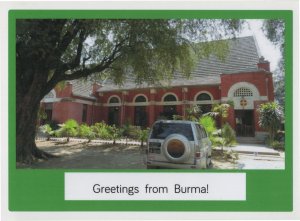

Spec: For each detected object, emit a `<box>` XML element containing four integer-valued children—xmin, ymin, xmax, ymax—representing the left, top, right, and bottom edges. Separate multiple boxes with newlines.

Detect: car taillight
<box><xmin>195</xmin><ymin>152</ymin><xmax>201</xmax><ymax>159</ymax></box>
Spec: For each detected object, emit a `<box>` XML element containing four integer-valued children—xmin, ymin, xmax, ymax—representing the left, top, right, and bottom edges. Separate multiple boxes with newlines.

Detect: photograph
<box><xmin>16</xmin><ymin>18</ymin><xmax>285</xmax><ymax>170</ymax></box>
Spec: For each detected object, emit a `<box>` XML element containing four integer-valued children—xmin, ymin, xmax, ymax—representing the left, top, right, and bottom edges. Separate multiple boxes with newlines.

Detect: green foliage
<box><xmin>137</xmin><ymin>128</ymin><xmax>150</xmax><ymax>147</ymax></box>
<box><xmin>78</xmin><ymin>124</ymin><xmax>95</xmax><ymax>142</ymax></box>
<box><xmin>262</xmin><ymin>20</ymin><xmax>284</xmax><ymax>55</ymax></box>
<box><xmin>37</xmin><ymin>107</ymin><xmax>47</xmax><ymax>121</ymax></box>
<box><xmin>172</xmin><ymin>115</ymin><xmax>183</xmax><ymax>120</ymax></box>
<box><xmin>56</xmin><ymin>119</ymin><xmax>79</xmax><ymax>141</ymax></box>
<box><xmin>223</xmin><ymin>149</ymin><xmax>239</xmax><ymax>162</ymax></box>
<box><xmin>258</xmin><ymin>102</ymin><xmax>283</xmax><ymax>142</ymax></box>
<box><xmin>91</xmin><ymin>122</ymin><xmax>111</xmax><ymax>139</ymax></box>
<box><xmin>107</xmin><ymin>125</ymin><xmax>122</xmax><ymax>144</ymax></box>
<box><xmin>221</xmin><ymin>123</ymin><xmax>237</xmax><ymax>147</ymax></box>
<box><xmin>40</xmin><ymin>124</ymin><xmax>54</xmax><ymax>140</ymax></box>
<box><xmin>205</xmin><ymin>103</ymin><xmax>232</xmax><ymax>127</ymax></box>
<box><xmin>199</xmin><ymin>115</ymin><xmax>217</xmax><ymax>138</ymax></box>
<box><xmin>186</xmin><ymin>105</ymin><xmax>202</xmax><ymax>121</ymax></box>
<box><xmin>270</xmin><ymin>140</ymin><xmax>285</xmax><ymax>150</ymax></box>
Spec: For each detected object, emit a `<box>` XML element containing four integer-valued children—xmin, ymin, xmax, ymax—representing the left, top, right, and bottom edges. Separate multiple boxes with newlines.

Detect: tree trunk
<box><xmin>16</xmin><ymin>78</ymin><xmax>54</xmax><ymax>164</ymax></box>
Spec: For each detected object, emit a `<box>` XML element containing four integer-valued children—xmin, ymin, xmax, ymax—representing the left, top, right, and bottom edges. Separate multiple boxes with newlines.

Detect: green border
<box><xmin>9</xmin><ymin>10</ymin><xmax>293</xmax><ymax>211</ymax></box>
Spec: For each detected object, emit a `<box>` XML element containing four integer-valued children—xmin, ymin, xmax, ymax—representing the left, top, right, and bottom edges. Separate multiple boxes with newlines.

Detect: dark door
<box><xmin>134</xmin><ymin>106</ymin><xmax>147</xmax><ymax>127</ymax></box>
<box><xmin>108</xmin><ymin>107</ymin><xmax>120</xmax><ymax>126</ymax></box>
<box><xmin>235</xmin><ymin>110</ymin><xmax>255</xmax><ymax>137</ymax></box>
<box><xmin>162</xmin><ymin>105</ymin><xmax>178</xmax><ymax>120</ymax></box>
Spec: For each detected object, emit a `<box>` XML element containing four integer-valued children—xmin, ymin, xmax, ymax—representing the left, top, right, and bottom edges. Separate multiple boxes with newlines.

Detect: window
<box><xmin>234</xmin><ymin>87</ymin><xmax>253</xmax><ymax>97</ymax></box>
<box><xmin>82</xmin><ymin>104</ymin><xmax>87</xmax><ymax>122</ymax></box>
<box><xmin>150</xmin><ymin>123</ymin><xmax>194</xmax><ymax>141</ymax></box>
<box><xmin>135</xmin><ymin>95</ymin><xmax>147</xmax><ymax>103</ymax></box>
<box><xmin>164</xmin><ymin>94</ymin><xmax>177</xmax><ymax>102</ymax></box>
<box><xmin>196</xmin><ymin>93</ymin><xmax>211</xmax><ymax>101</ymax></box>
<box><xmin>109</xmin><ymin>96</ymin><xmax>120</xmax><ymax>103</ymax></box>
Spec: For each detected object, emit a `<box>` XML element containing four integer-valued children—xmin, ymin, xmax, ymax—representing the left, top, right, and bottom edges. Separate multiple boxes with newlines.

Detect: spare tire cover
<box><xmin>162</xmin><ymin>134</ymin><xmax>191</xmax><ymax>163</ymax></box>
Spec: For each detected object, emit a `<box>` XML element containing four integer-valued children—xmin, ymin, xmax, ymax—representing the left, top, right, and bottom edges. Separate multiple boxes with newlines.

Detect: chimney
<box><xmin>257</xmin><ymin>56</ymin><xmax>270</xmax><ymax>72</ymax></box>
<box><xmin>92</xmin><ymin>82</ymin><xmax>101</xmax><ymax>95</ymax></box>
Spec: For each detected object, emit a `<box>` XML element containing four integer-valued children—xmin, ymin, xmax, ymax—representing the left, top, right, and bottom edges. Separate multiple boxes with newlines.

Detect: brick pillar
<box><xmin>226</xmin><ymin>106</ymin><xmax>236</xmax><ymax>130</ymax></box>
<box><xmin>149</xmin><ymin>89</ymin><xmax>157</xmax><ymax>126</ymax></box>
<box><xmin>182</xmin><ymin>87</ymin><xmax>188</xmax><ymax>120</ymax></box>
<box><xmin>120</xmin><ymin>91</ymin><xmax>128</xmax><ymax>126</ymax></box>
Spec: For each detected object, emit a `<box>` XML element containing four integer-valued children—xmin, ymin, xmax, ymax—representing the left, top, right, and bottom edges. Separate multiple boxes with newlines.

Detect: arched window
<box><xmin>135</xmin><ymin>95</ymin><xmax>147</xmax><ymax>103</ymax></box>
<box><xmin>108</xmin><ymin>96</ymin><xmax>120</xmax><ymax>104</ymax></box>
<box><xmin>163</xmin><ymin>94</ymin><xmax>177</xmax><ymax>102</ymax></box>
<box><xmin>234</xmin><ymin>87</ymin><xmax>253</xmax><ymax>97</ymax></box>
<box><xmin>196</xmin><ymin>93</ymin><xmax>211</xmax><ymax>101</ymax></box>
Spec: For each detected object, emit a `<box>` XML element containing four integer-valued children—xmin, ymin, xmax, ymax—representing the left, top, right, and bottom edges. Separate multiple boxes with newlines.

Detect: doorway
<box><xmin>235</xmin><ymin>110</ymin><xmax>255</xmax><ymax>137</ymax></box>
<box><xmin>134</xmin><ymin>106</ymin><xmax>147</xmax><ymax>127</ymax></box>
<box><xmin>108</xmin><ymin>107</ymin><xmax>120</xmax><ymax>126</ymax></box>
<box><xmin>162</xmin><ymin>105</ymin><xmax>178</xmax><ymax>120</ymax></box>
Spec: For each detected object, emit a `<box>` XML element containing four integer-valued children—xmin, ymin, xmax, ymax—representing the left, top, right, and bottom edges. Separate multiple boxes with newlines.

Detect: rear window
<box><xmin>150</xmin><ymin>122</ymin><xmax>194</xmax><ymax>141</ymax></box>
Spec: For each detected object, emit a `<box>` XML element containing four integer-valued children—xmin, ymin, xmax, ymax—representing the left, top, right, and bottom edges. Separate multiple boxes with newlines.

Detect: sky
<box><xmin>238</xmin><ymin>19</ymin><xmax>281</xmax><ymax>72</ymax></box>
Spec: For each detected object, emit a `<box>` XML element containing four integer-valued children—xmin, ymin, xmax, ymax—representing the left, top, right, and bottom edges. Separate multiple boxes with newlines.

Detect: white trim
<box><xmin>192</xmin><ymin>100</ymin><xmax>220</xmax><ymax>105</ymax></box>
<box><xmin>41</xmin><ymin>98</ymin><xmax>61</xmax><ymax>103</ymax></box>
<box><xmin>227</xmin><ymin>82</ymin><xmax>261</xmax><ymax>110</ymax></box>
<box><xmin>107</xmin><ymin>95</ymin><xmax>121</xmax><ymax>106</ymax></box>
<box><xmin>133</xmin><ymin>94</ymin><xmax>148</xmax><ymax>103</ymax></box>
<box><xmin>162</xmin><ymin>92</ymin><xmax>178</xmax><ymax>102</ymax></box>
<box><xmin>194</xmin><ymin>90</ymin><xmax>214</xmax><ymax>101</ymax></box>
<box><xmin>227</xmin><ymin>82</ymin><xmax>260</xmax><ymax>99</ymax></box>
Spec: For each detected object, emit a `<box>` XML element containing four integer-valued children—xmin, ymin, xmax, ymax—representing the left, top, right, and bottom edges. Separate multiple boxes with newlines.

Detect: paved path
<box><xmin>221</xmin><ymin>144</ymin><xmax>281</xmax><ymax>156</ymax></box>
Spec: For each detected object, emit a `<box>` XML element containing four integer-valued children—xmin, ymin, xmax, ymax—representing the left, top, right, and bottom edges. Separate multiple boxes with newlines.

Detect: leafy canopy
<box><xmin>16</xmin><ymin>19</ymin><xmax>243</xmax><ymax>98</ymax></box>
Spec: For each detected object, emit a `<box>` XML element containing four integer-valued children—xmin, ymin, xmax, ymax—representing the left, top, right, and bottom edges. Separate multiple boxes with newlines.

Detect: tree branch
<box><xmin>44</xmin><ymin>38</ymin><xmax>126</xmax><ymax>93</ymax></box>
<box><xmin>55</xmin><ymin>20</ymin><xmax>82</xmax><ymax>58</ymax></box>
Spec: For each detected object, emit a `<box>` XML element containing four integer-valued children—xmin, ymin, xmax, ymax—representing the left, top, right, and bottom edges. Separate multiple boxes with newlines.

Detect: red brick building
<box><xmin>41</xmin><ymin>36</ymin><xmax>274</xmax><ymax>140</ymax></box>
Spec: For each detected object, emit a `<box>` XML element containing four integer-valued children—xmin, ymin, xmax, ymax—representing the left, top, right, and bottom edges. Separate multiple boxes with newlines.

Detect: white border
<box><xmin>0</xmin><ymin>1</ymin><xmax>299</xmax><ymax>220</ymax></box>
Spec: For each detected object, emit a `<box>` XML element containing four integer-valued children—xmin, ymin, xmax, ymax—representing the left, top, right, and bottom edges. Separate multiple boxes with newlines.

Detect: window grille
<box><xmin>135</xmin><ymin>96</ymin><xmax>147</xmax><ymax>103</ymax></box>
<box><xmin>234</xmin><ymin>87</ymin><xmax>253</xmax><ymax>97</ymax></box>
<box><xmin>164</xmin><ymin>94</ymin><xmax>177</xmax><ymax>102</ymax></box>
<box><xmin>109</xmin><ymin>97</ymin><xmax>120</xmax><ymax>103</ymax></box>
<box><xmin>196</xmin><ymin>93</ymin><xmax>211</xmax><ymax>101</ymax></box>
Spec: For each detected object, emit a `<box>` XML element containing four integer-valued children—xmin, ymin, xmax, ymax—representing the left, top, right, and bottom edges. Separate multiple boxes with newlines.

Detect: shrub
<box><xmin>107</xmin><ymin>125</ymin><xmax>122</xmax><ymax>144</ymax></box>
<box><xmin>257</xmin><ymin>102</ymin><xmax>283</xmax><ymax>142</ymax></box>
<box><xmin>199</xmin><ymin>116</ymin><xmax>217</xmax><ymax>138</ymax></box>
<box><xmin>137</xmin><ymin>128</ymin><xmax>150</xmax><ymax>147</ymax></box>
<box><xmin>40</xmin><ymin>124</ymin><xmax>54</xmax><ymax>141</ymax></box>
<box><xmin>55</xmin><ymin>119</ymin><xmax>79</xmax><ymax>142</ymax></box>
<box><xmin>78</xmin><ymin>124</ymin><xmax>95</xmax><ymax>142</ymax></box>
<box><xmin>91</xmin><ymin>122</ymin><xmax>111</xmax><ymax>139</ymax></box>
<box><xmin>221</xmin><ymin>123</ymin><xmax>237</xmax><ymax>147</ymax></box>
<box><xmin>270</xmin><ymin>140</ymin><xmax>285</xmax><ymax>150</ymax></box>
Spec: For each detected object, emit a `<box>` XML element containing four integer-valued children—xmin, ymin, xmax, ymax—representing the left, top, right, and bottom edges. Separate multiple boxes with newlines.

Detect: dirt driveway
<box><xmin>18</xmin><ymin>141</ymin><xmax>236</xmax><ymax>169</ymax></box>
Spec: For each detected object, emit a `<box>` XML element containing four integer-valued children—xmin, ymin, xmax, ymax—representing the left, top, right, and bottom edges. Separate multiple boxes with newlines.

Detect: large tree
<box><xmin>16</xmin><ymin>19</ymin><xmax>242</xmax><ymax>163</ymax></box>
<box><xmin>262</xmin><ymin>19</ymin><xmax>285</xmax><ymax>107</ymax></box>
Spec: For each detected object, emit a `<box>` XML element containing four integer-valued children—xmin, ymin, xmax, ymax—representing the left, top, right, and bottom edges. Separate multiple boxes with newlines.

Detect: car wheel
<box><xmin>206</xmin><ymin>155</ymin><xmax>212</xmax><ymax>168</ymax></box>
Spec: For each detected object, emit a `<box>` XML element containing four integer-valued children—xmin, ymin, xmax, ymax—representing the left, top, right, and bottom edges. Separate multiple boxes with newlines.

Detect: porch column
<box><xmin>182</xmin><ymin>87</ymin><xmax>188</xmax><ymax>120</ymax></box>
<box><xmin>149</xmin><ymin>89</ymin><xmax>157</xmax><ymax>126</ymax></box>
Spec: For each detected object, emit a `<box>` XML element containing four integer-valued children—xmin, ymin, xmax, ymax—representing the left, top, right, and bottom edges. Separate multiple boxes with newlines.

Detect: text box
<box><xmin>65</xmin><ymin>172</ymin><xmax>246</xmax><ymax>200</ymax></box>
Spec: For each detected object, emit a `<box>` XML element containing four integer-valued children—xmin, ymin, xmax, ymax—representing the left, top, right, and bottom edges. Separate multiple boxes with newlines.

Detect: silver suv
<box><xmin>146</xmin><ymin>120</ymin><xmax>212</xmax><ymax>169</ymax></box>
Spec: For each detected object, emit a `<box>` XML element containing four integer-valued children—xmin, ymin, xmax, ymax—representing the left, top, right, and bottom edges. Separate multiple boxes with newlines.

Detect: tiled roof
<box><xmin>69</xmin><ymin>79</ymin><xmax>97</xmax><ymax>100</ymax></box>
<box><xmin>98</xmin><ymin>36</ymin><xmax>261</xmax><ymax>92</ymax></box>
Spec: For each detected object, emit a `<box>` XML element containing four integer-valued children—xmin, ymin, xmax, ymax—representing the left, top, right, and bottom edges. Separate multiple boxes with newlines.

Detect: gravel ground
<box><xmin>17</xmin><ymin>141</ymin><xmax>236</xmax><ymax>169</ymax></box>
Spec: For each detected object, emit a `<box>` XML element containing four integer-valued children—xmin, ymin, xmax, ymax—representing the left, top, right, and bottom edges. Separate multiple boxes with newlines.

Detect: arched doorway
<box><xmin>107</xmin><ymin>96</ymin><xmax>120</xmax><ymax>126</ymax></box>
<box><xmin>134</xmin><ymin>95</ymin><xmax>148</xmax><ymax>127</ymax></box>
<box><xmin>227</xmin><ymin>82</ymin><xmax>260</xmax><ymax>137</ymax></box>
